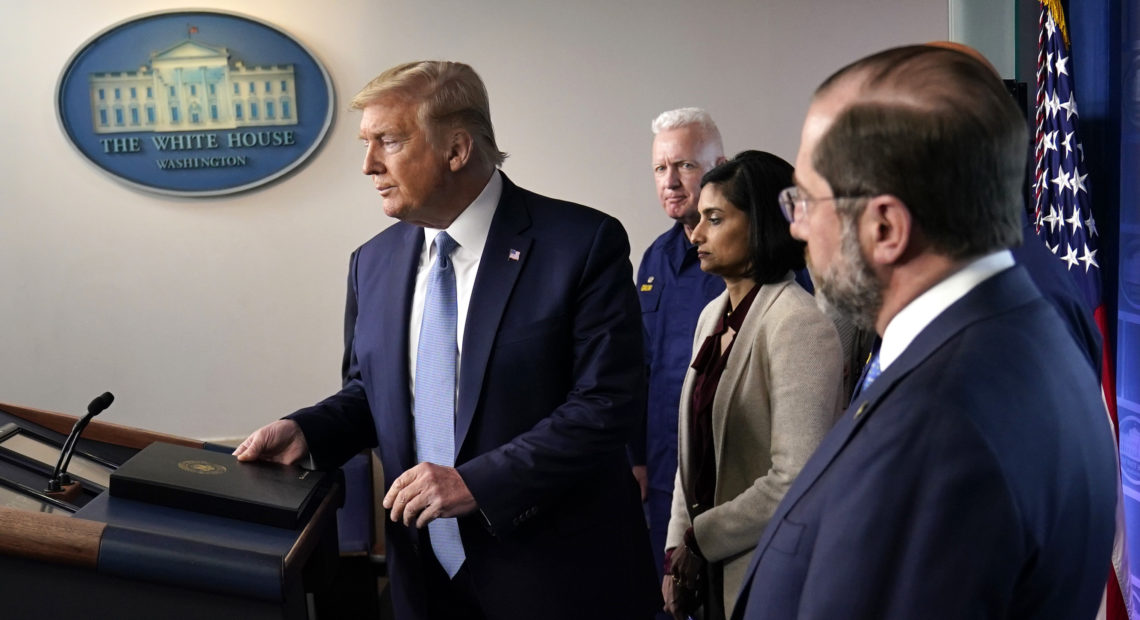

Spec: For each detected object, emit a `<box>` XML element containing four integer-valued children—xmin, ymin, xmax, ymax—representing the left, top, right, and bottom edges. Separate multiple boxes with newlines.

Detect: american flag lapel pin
<box><xmin>508</xmin><ymin>249</ymin><xmax>521</xmax><ymax>261</ymax></box>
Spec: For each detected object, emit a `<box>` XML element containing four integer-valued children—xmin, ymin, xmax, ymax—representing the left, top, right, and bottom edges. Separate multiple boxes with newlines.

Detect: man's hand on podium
<box><xmin>233</xmin><ymin>420</ymin><xmax>309</xmax><ymax>465</ymax></box>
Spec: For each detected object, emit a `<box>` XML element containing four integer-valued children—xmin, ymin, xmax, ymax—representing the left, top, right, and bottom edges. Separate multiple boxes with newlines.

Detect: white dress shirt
<box><xmin>408</xmin><ymin>170</ymin><xmax>502</xmax><ymax>397</ymax></box>
<box><xmin>878</xmin><ymin>249</ymin><xmax>1015</xmax><ymax>372</ymax></box>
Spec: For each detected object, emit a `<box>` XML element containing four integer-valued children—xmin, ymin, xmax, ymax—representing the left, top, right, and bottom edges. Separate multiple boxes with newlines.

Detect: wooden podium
<box><xmin>0</xmin><ymin>401</ymin><xmax>342</xmax><ymax>620</ymax></box>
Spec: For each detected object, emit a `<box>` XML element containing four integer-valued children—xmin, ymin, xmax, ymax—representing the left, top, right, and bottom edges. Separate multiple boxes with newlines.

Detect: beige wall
<box><xmin>0</xmin><ymin>0</ymin><xmax>947</xmax><ymax>440</ymax></box>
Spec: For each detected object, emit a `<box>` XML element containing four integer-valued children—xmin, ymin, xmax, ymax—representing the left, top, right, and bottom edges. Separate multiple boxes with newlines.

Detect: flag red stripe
<box><xmin>1110</xmin><ymin>564</ymin><xmax>1128</xmax><ymax>620</ymax></box>
<box><xmin>1096</xmin><ymin>305</ymin><xmax>1119</xmax><ymax>432</ymax></box>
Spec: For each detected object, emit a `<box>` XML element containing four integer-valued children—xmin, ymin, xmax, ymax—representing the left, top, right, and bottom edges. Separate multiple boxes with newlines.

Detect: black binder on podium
<box><xmin>110</xmin><ymin>441</ymin><xmax>331</xmax><ymax>529</ymax></box>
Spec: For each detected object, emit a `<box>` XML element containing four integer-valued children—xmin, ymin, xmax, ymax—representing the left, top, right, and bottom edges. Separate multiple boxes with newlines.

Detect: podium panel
<box><xmin>1</xmin><ymin>554</ymin><xmax>305</xmax><ymax>620</ymax></box>
<box><xmin>0</xmin><ymin>402</ymin><xmax>342</xmax><ymax>620</ymax></box>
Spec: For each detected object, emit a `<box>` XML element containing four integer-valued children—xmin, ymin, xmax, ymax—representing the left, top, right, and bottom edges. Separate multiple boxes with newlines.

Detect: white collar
<box><xmin>422</xmin><ymin>169</ymin><xmax>502</xmax><ymax>258</ymax></box>
<box><xmin>879</xmin><ymin>249</ymin><xmax>1015</xmax><ymax>370</ymax></box>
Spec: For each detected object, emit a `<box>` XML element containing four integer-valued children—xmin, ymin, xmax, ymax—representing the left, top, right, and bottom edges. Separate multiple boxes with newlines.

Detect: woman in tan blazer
<box><xmin>663</xmin><ymin>151</ymin><xmax>845</xmax><ymax>620</ymax></box>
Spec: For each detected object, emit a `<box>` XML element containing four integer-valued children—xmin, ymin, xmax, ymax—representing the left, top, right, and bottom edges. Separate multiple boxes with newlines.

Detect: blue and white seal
<box><xmin>56</xmin><ymin>10</ymin><xmax>335</xmax><ymax>196</ymax></box>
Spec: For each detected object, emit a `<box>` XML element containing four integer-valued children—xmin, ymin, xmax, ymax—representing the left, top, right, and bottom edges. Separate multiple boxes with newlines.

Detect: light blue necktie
<box><xmin>414</xmin><ymin>231</ymin><xmax>466</xmax><ymax>578</ymax></box>
<box><xmin>859</xmin><ymin>350</ymin><xmax>882</xmax><ymax>395</ymax></box>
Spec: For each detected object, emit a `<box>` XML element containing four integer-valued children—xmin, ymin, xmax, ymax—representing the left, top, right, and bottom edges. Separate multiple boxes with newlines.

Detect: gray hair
<box><xmin>651</xmin><ymin>107</ymin><xmax>720</xmax><ymax>136</ymax></box>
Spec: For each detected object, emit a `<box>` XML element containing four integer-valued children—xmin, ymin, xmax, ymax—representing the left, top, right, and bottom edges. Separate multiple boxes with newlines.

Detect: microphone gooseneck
<box><xmin>47</xmin><ymin>392</ymin><xmax>114</xmax><ymax>493</ymax></box>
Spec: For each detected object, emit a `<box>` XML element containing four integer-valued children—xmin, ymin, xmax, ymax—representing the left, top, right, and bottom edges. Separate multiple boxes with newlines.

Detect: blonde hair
<box><xmin>352</xmin><ymin>61</ymin><xmax>507</xmax><ymax>166</ymax></box>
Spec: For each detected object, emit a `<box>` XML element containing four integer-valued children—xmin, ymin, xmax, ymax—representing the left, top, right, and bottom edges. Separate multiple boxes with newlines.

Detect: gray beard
<box><xmin>812</xmin><ymin>221</ymin><xmax>882</xmax><ymax>332</ymax></box>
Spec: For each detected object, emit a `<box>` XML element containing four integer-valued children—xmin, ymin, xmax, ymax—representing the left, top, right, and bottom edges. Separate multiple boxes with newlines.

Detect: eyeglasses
<box><xmin>777</xmin><ymin>186</ymin><xmax>870</xmax><ymax>223</ymax></box>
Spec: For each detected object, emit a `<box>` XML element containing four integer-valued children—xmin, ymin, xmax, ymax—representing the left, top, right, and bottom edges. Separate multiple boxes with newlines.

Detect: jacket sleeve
<box><xmin>287</xmin><ymin>248</ymin><xmax>377</xmax><ymax>468</ymax></box>
<box><xmin>666</xmin><ymin>463</ymin><xmax>691</xmax><ymax>552</ymax></box>
<box><xmin>456</xmin><ymin>216</ymin><xmax>646</xmax><ymax>535</ymax></box>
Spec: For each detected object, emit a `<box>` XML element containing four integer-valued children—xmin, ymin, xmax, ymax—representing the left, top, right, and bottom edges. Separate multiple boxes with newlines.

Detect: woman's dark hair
<box><xmin>699</xmin><ymin>150</ymin><xmax>804</xmax><ymax>284</ymax></box>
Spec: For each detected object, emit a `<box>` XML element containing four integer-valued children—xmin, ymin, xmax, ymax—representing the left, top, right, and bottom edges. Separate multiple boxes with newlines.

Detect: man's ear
<box><xmin>446</xmin><ymin>129</ymin><xmax>474</xmax><ymax>172</ymax></box>
<box><xmin>861</xmin><ymin>194</ymin><xmax>912</xmax><ymax>266</ymax></box>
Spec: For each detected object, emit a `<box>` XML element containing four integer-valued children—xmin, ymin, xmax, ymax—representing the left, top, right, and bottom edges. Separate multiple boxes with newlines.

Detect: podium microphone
<box><xmin>47</xmin><ymin>391</ymin><xmax>114</xmax><ymax>493</ymax></box>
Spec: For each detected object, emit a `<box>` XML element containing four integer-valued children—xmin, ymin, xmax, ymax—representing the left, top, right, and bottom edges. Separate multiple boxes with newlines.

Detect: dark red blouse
<box><xmin>686</xmin><ymin>284</ymin><xmax>760</xmax><ymax>512</ymax></box>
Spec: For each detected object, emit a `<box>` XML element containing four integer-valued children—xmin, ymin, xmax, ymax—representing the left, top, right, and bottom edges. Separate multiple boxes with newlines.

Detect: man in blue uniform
<box><xmin>633</xmin><ymin>108</ymin><xmax>726</xmax><ymax>602</ymax></box>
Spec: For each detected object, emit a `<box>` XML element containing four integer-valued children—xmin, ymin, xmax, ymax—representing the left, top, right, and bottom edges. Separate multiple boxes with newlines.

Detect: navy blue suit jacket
<box><xmin>289</xmin><ymin>175</ymin><xmax>659</xmax><ymax>619</ymax></box>
<box><xmin>731</xmin><ymin>265</ymin><xmax>1117</xmax><ymax>619</ymax></box>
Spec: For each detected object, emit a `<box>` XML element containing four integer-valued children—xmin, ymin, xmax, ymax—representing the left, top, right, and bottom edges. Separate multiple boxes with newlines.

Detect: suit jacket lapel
<box><xmin>376</xmin><ymin>223</ymin><xmax>422</xmax><ymax>472</ymax></box>
<box><xmin>745</xmin><ymin>266</ymin><xmax>1040</xmax><ymax>565</ymax></box>
<box><xmin>710</xmin><ymin>279</ymin><xmax>789</xmax><ymax>469</ymax></box>
<box><xmin>455</xmin><ymin>174</ymin><xmax>532</xmax><ymax>455</ymax></box>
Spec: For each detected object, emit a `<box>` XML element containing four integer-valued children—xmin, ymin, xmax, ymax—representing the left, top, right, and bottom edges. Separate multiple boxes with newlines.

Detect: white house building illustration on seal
<box><xmin>88</xmin><ymin>39</ymin><xmax>297</xmax><ymax>134</ymax></box>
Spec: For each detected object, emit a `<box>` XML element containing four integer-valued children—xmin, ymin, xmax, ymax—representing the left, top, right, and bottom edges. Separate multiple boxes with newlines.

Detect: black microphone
<box><xmin>47</xmin><ymin>392</ymin><xmax>114</xmax><ymax>492</ymax></box>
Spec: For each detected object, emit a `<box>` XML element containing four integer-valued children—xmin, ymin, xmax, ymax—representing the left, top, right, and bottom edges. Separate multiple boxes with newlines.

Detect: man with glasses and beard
<box><xmin>731</xmin><ymin>45</ymin><xmax>1117</xmax><ymax>620</ymax></box>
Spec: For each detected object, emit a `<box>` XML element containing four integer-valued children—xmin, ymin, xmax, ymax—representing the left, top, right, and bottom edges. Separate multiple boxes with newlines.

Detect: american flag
<box><xmin>1034</xmin><ymin>2</ymin><xmax>1128</xmax><ymax>618</ymax></box>
<box><xmin>1033</xmin><ymin>4</ymin><xmax>1099</xmax><ymax>293</ymax></box>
